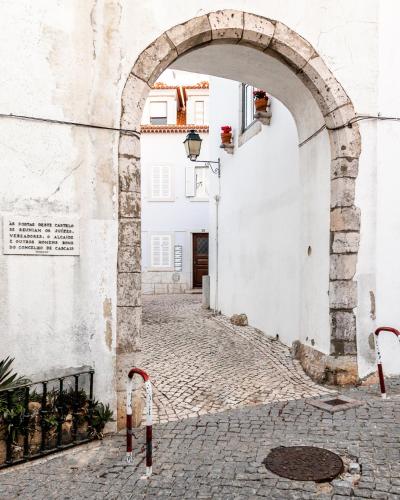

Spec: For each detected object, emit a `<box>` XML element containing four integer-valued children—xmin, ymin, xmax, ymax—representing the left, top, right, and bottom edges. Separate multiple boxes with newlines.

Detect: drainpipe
<box><xmin>214</xmin><ymin>175</ymin><xmax>221</xmax><ymax>315</ymax></box>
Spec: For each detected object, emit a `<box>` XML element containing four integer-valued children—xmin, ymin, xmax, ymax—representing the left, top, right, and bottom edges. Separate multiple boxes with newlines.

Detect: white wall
<box><xmin>141</xmin><ymin>131</ymin><xmax>210</xmax><ymax>291</ymax></box>
<box><xmin>207</xmin><ymin>77</ymin><xmax>330</xmax><ymax>351</ymax></box>
<box><xmin>2</xmin><ymin>0</ymin><xmax>400</xmax><ymax>398</ymax></box>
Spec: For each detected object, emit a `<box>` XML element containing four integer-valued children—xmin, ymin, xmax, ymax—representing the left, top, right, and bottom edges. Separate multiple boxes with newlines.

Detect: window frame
<box><xmin>149</xmin><ymin>100</ymin><xmax>168</xmax><ymax>125</ymax></box>
<box><xmin>149</xmin><ymin>232</ymin><xmax>174</xmax><ymax>270</ymax></box>
<box><xmin>148</xmin><ymin>164</ymin><xmax>174</xmax><ymax>202</ymax></box>
<box><xmin>241</xmin><ymin>84</ymin><xmax>256</xmax><ymax>132</ymax></box>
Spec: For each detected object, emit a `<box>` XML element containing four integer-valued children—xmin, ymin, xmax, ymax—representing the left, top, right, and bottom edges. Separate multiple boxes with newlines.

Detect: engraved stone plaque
<box><xmin>3</xmin><ymin>216</ymin><xmax>79</xmax><ymax>256</ymax></box>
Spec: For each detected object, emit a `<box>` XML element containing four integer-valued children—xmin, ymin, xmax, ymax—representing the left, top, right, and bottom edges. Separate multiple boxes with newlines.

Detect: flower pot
<box><xmin>221</xmin><ymin>132</ymin><xmax>232</xmax><ymax>144</ymax></box>
<box><xmin>254</xmin><ymin>96</ymin><xmax>268</xmax><ymax>111</ymax></box>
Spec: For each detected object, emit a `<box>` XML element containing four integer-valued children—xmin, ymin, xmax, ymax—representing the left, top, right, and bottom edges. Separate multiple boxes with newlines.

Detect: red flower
<box><xmin>221</xmin><ymin>126</ymin><xmax>232</xmax><ymax>133</ymax></box>
<box><xmin>253</xmin><ymin>89</ymin><xmax>267</xmax><ymax>99</ymax></box>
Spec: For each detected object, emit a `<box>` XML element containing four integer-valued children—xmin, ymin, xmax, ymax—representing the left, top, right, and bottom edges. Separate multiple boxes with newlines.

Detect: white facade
<box><xmin>140</xmin><ymin>82</ymin><xmax>210</xmax><ymax>293</ymax></box>
<box><xmin>2</xmin><ymin>2</ymin><xmax>400</xmax><ymax>421</ymax></box>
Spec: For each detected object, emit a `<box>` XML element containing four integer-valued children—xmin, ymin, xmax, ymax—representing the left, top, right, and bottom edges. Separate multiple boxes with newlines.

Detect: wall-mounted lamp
<box><xmin>183</xmin><ymin>129</ymin><xmax>220</xmax><ymax>177</ymax></box>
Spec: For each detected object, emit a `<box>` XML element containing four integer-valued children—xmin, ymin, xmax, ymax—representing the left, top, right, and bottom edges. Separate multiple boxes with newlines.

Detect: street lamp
<box><xmin>183</xmin><ymin>129</ymin><xmax>220</xmax><ymax>176</ymax></box>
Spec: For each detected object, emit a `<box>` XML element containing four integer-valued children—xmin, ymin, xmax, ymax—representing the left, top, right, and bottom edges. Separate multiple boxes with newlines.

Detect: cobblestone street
<box><xmin>140</xmin><ymin>295</ymin><xmax>330</xmax><ymax>423</ymax></box>
<box><xmin>1</xmin><ymin>295</ymin><xmax>400</xmax><ymax>499</ymax></box>
<box><xmin>1</xmin><ymin>381</ymin><xmax>400</xmax><ymax>499</ymax></box>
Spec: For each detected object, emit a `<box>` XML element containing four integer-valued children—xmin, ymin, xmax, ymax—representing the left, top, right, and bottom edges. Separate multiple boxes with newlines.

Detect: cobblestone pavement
<box><xmin>140</xmin><ymin>294</ymin><xmax>331</xmax><ymax>423</ymax></box>
<box><xmin>1</xmin><ymin>380</ymin><xmax>400</xmax><ymax>499</ymax></box>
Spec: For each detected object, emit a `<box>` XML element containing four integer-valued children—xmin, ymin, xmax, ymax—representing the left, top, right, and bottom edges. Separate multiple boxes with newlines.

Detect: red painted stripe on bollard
<box><xmin>377</xmin><ymin>363</ymin><xmax>386</xmax><ymax>398</ymax></box>
<box><xmin>146</xmin><ymin>425</ymin><xmax>153</xmax><ymax>467</ymax></box>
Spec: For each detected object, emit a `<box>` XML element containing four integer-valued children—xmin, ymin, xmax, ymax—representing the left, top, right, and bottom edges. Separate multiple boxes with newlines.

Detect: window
<box><xmin>241</xmin><ymin>84</ymin><xmax>255</xmax><ymax>131</ymax></box>
<box><xmin>195</xmin><ymin>166</ymin><xmax>209</xmax><ymax>199</ymax></box>
<box><xmin>194</xmin><ymin>100</ymin><xmax>204</xmax><ymax>125</ymax></box>
<box><xmin>149</xmin><ymin>101</ymin><xmax>167</xmax><ymax>124</ymax></box>
<box><xmin>150</xmin><ymin>165</ymin><xmax>171</xmax><ymax>200</ymax></box>
<box><xmin>151</xmin><ymin>234</ymin><xmax>172</xmax><ymax>268</ymax></box>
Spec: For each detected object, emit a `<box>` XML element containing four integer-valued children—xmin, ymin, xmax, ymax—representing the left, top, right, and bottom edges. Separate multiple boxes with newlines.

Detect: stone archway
<box><xmin>116</xmin><ymin>10</ymin><xmax>361</xmax><ymax>424</ymax></box>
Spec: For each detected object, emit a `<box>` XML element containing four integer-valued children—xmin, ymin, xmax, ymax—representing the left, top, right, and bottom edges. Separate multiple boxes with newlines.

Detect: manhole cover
<box><xmin>324</xmin><ymin>398</ymin><xmax>348</xmax><ymax>406</ymax></box>
<box><xmin>264</xmin><ymin>446</ymin><xmax>343</xmax><ymax>482</ymax></box>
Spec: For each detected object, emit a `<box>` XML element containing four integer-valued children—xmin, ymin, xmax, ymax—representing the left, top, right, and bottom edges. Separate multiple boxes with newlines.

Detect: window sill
<box><xmin>238</xmin><ymin>120</ymin><xmax>262</xmax><ymax>148</ymax></box>
<box><xmin>147</xmin><ymin>198</ymin><xmax>175</xmax><ymax>202</ymax></box>
<box><xmin>148</xmin><ymin>267</ymin><xmax>174</xmax><ymax>272</ymax></box>
<box><xmin>189</xmin><ymin>197</ymin><xmax>209</xmax><ymax>202</ymax></box>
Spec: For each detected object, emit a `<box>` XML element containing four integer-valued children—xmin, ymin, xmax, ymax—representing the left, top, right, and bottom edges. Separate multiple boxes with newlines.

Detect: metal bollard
<box><xmin>126</xmin><ymin>368</ymin><xmax>153</xmax><ymax>477</ymax></box>
<box><xmin>374</xmin><ymin>326</ymin><xmax>400</xmax><ymax>398</ymax></box>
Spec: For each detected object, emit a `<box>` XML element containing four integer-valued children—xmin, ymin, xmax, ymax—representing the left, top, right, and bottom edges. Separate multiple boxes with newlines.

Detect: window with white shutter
<box><xmin>150</xmin><ymin>165</ymin><xmax>171</xmax><ymax>200</ymax></box>
<box><xmin>151</xmin><ymin>234</ymin><xmax>172</xmax><ymax>268</ymax></box>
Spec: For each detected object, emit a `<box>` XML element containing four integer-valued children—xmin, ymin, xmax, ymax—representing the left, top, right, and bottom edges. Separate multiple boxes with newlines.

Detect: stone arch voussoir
<box><xmin>116</xmin><ymin>9</ymin><xmax>362</xmax><ymax>422</ymax></box>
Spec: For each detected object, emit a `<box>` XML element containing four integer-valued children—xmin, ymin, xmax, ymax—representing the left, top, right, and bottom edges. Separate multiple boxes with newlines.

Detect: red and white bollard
<box><xmin>126</xmin><ymin>368</ymin><xmax>153</xmax><ymax>477</ymax></box>
<box><xmin>374</xmin><ymin>326</ymin><xmax>400</xmax><ymax>399</ymax></box>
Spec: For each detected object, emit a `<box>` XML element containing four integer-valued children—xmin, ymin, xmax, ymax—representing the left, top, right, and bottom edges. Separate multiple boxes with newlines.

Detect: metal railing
<box><xmin>0</xmin><ymin>368</ymin><xmax>94</xmax><ymax>468</ymax></box>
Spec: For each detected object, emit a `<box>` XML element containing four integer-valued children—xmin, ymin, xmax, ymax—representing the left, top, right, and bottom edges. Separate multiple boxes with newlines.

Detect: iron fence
<box><xmin>0</xmin><ymin>368</ymin><xmax>95</xmax><ymax>468</ymax></box>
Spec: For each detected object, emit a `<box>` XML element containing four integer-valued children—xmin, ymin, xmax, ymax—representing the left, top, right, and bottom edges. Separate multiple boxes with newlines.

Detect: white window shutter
<box><xmin>151</xmin><ymin>235</ymin><xmax>171</xmax><ymax>268</ymax></box>
<box><xmin>185</xmin><ymin>165</ymin><xmax>195</xmax><ymax>197</ymax></box>
<box><xmin>151</xmin><ymin>166</ymin><xmax>171</xmax><ymax>199</ymax></box>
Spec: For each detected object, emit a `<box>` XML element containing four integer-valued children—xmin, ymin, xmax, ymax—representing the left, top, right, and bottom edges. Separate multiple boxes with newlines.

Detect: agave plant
<box><xmin>0</xmin><ymin>357</ymin><xmax>30</xmax><ymax>391</ymax></box>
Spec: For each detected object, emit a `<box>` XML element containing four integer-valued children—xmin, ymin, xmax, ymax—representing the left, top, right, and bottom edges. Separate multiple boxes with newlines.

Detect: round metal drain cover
<box><xmin>264</xmin><ymin>446</ymin><xmax>343</xmax><ymax>482</ymax></box>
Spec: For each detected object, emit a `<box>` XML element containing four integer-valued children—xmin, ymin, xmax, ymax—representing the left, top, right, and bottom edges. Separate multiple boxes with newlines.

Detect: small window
<box><xmin>149</xmin><ymin>101</ymin><xmax>167</xmax><ymax>125</ymax></box>
<box><xmin>151</xmin><ymin>165</ymin><xmax>171</xmax><ymax>200</ymax></box>
<box><xmin>195</xmin><ymin>166</ymin><xmax>209</xmax><ymax>199</ymax></box>
<box><xmin>194</xmin><ymin>100</ymin><xmax>204</xmax><ymax>125</ymax></box>
<box><xmin>151</xmin><ymin>234</ymin><xmax>172</xmax><ymax>268</ymax></box>
<box><xmin>241</xmin><ymin>84</ymin><xmax>255</xmax><ymax>131</ymax></box>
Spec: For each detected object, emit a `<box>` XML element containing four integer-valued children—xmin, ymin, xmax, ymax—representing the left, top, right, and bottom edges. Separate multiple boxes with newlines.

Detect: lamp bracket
<box><xmin>192</xmin><ymin>158</ymin><xmax>221</xmax><ymax>177</ymax></box>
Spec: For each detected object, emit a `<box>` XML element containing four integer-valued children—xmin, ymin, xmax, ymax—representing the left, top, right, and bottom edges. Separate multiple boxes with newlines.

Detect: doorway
<box><xmin>192</xmin><ymin>233</ymin><xmax>209</xmax><ymax>288</ymax></box>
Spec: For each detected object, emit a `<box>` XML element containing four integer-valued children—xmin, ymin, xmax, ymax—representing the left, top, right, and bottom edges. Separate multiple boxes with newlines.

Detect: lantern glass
<box><xmin>183</xmin><ymin>129</ymin><xmax>202</xmax><ymax>161</ymax></box>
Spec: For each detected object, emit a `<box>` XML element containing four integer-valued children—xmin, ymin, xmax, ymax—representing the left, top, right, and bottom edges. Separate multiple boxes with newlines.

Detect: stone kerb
<box><xmin>117</xmin><ymin>10</ymin><xmax>362</xmax><ymax>422</ymax></box>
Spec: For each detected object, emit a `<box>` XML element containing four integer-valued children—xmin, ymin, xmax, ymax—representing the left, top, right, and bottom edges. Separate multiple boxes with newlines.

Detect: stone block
<box><xmin>118</xmin><ymin>134</ymin><xmax>140</xmax><ymax>157</ymax></box>
<box><xmin>330</xmin><ymin>311</ymin><xmax>356</xmax><ymax>341</ymax></box>
<box><xmin>328</xmin><ymin>125</ymin><xmax>361</xmax><ymax>160</ymax></box>
<box><xmin>332</xmin><ymin>232</ymin><xmax>360</xmax><ymax>254</ymax></box>
<box><xmin>119</xmin><ymin>219</ymin><xmax>140</xmax><ymax>247</ymax></box>
<box><xmin>270</xmin><ymin>22</ymin><xmax>316</xmax><ymax>71</ymax></box>
<box><xmin>209</xmin><ymin>10</ymin><xmax>244</xmax><ymax>41</ymax></box>
<box><xmin>119</xmin><ymin>156</ymin><xmax>140</xmax><ymax>193</ymax></box>
<box><xmin>292</xmin><ymin>341</ymin><xmax>358</xmax><ymax>385</ymax></box>
<box><xmin>118</xmin><ymin>245</ymin><xmax>140</xmax><ymax>273</ymax></box>
<box><xmin>230</xmin><ymin>313</ymin><xmax>248</xmax><ymax>326</ymax></box>
<box><xmin>119</xmin><ymin>191</ymin><xmax>140</xmax><ymax>218</ymax></box>
<box><xmin>120</xmin><ymin>74</ymin><xmax>150</xmax><ymax>130</ymax></box>
<box><xmin>330</xmin><ymin>254</ymin><xmax>357</xmax><ymax>280</ymax></box>
<box><xmin>168</xmin><ymin>283</ymin><xmax>184</xmax><ymax>293</ymax></box>
<box><xmin>161</xmin><ymin>271</ymin><xmax>174</xmax><ymax>284</ymax></box>
<box><xmin>324</xmin><ymin>103</ymin><xmax>356</xmax><ymax>129</ymax></box>
<box><xmin>142</xmin><ymin>283</ymin><xmax>155</xmax><ymax>295</ymax></box>
<box><xmin>154</xmin><ymin>283</ymin><xmax>168</xmax><ymax>294</ymax></box>
<box><xmin>241</xmin><ymin>13</ymin><xmax>275</xmax><ymax>49</ymax></box>
<box><xmin>116</xmin><ymin>306</ymin><xmax>141</xmax><ymax>353</ymax></box>
<box><xmin>331</xmin><ymin>177</ymin><xmax>355</xmax><ymax>208</ymax></box>
<box><xmin>117</xmin><ymin>273</ymin><xmax>141</xmax><ymax>307</ymax></box>
<box><xmin>329</xmin><ymin>280</ymin><xmax>357</xmax><ymax>309</ymax></box>
<box><xmin>331</xmin><ymin>207</ymin><xmax>360</xmax><ymax>232</ymax></box>
<box><xmin>299</xmin><ymin>55</ymin><xmax>351</xmax><ymax>115</ymax></box>
<box><xmin>132</xmin><ymin>33</ymin><xmax>178</xmax><ymax>85</ymax></box>
<box><xmin>331</xmin><ymin>157</ymin><xmax>359</xmax><ymax>179</ymax></box>
<box><xmin>166</xmin><ymin>15</ymin><xmax>211</xmax><ymax>54</ymax></box>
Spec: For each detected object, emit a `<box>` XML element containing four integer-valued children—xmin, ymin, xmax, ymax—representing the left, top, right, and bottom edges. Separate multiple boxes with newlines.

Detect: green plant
<box><xmin>90</xmin><ymin>402</ymin><xmax>114</xmax><ymax>439</ymax></box>
<box><xmin>0</xmin><ymin>357</ymin><xmax>30</xmax><ymax>391</ymax></box>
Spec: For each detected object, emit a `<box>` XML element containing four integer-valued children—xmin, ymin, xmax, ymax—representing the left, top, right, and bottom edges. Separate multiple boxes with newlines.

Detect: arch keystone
<box><xmin>209</xmin><ymin>10</ymin><xmax>244</xmax><ymax>42</ymax></box>
<box><xmin>241</xmin><ymin>13</ymin><xmax>275</xmax><ymax>49</ymax></box>
<box><xmin>166</xmin><ymin>15</ymin><xmax>211</xmax><ymax>54</ymax></box>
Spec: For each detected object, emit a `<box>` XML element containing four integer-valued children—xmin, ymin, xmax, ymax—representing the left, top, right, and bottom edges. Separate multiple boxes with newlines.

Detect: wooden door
<box><xmin>192</xmin><ymin>233</ymin><xmax>209</xmax><ymax>288</ymax></box>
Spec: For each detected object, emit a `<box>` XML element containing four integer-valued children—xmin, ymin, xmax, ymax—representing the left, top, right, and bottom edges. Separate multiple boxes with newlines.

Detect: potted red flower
<box><xmin>253</xmin><ymin>89</ymin><xmax>269</xmax><ymax>111</ymax></box>
<box><xmin>220</xmin><ymin>125</ymin><xmax>232</xmax><ymax>144</ymax></box>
